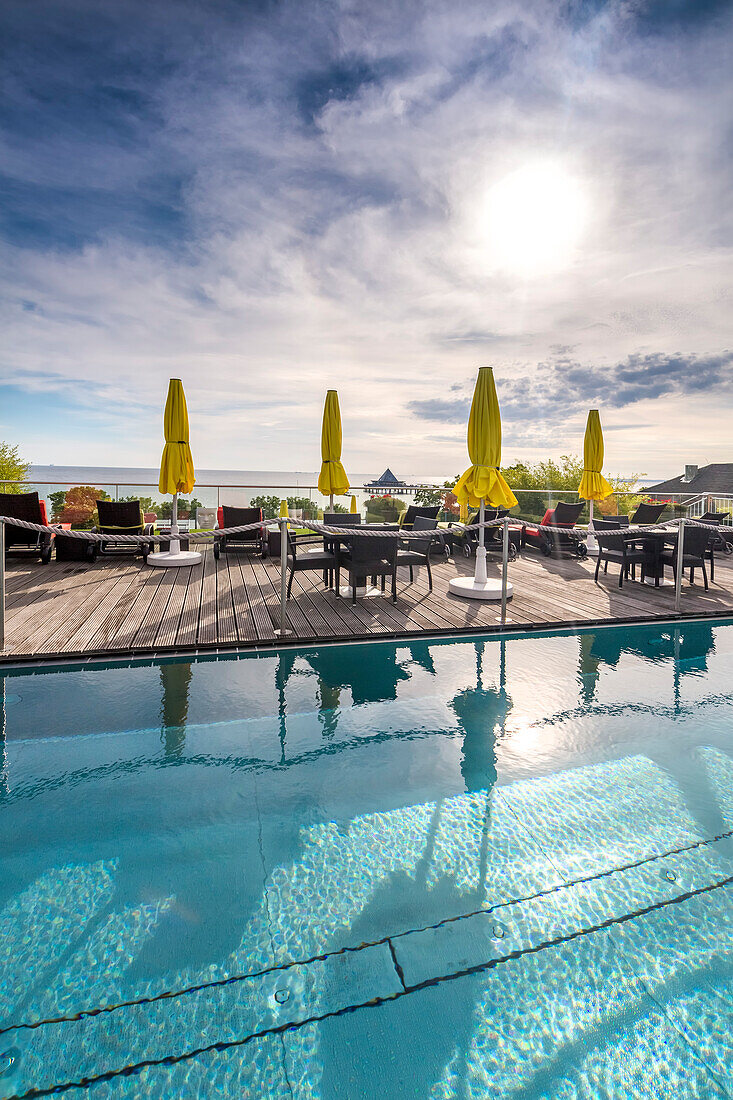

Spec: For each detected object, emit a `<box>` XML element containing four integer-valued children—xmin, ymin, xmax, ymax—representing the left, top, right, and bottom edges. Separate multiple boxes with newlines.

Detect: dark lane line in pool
<box><xmin>6</xmin><ymin>874</ymin><xmax>733</xmax><ymax>1100</ymax></box>
<box><xmin>3</xmin><ymin>824</ymin><xmax>733</xmax><ymax>1039</ymax></box>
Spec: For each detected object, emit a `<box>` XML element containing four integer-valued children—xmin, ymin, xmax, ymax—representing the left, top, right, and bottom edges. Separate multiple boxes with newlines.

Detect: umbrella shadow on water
<box><xmin>315</xmin><ymin>793</ymin><xmax>497</xmax><ymax>1100</ymax></box>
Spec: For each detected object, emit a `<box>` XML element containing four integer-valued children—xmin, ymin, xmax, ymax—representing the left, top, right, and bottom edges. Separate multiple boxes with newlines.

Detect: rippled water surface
<box><xmin>1</xmin><ymin>620</ymin><xmax>732</xmax><ymax>1098</ymax></box>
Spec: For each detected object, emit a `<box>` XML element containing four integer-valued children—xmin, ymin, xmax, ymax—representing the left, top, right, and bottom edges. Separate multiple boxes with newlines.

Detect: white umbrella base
<box><xmin>449</xmin><ymin>576</ymin><xmax>513</xmax><ymax>601</ymax></box>
<box><xmin>643</xmin><ymin>576</ymin><xmax>674</xmax><ymax>588</ymax></box>
<box><xmin>339</xmin><ymin>584</ymin><xmax>383</xmax><ymax>599</ymax></box>
<box><xmin>148</xmin><ymin>550</ymin><xmax>202</xmax><ymax>568</ymax></box>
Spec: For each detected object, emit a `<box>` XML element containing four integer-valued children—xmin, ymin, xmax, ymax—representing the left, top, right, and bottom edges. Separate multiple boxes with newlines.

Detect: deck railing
<box><xmin>2</xmin><ymin>479</ymin><xmax>731</xmax><ymax>527</ymax></box>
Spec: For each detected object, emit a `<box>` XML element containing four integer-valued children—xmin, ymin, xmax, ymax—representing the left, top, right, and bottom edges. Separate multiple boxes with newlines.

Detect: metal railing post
<box><xmin>501</xmin><ymin>517</ymin><xmax>509</xmax><ymax>625</ymax></box>
<box><xmin>276</xmin><ymin>515</ymin><xmax>291</xmax><ymax>637</ymax></box>
<box><xmin>674</xmin><ymin>519</ymin><xmax>685</xmax><ymax>614</ymax></box>
<box><xmin>0</xmin><ymin>520</ymin><xmax>5</xmax><ymax>651</ymax></box>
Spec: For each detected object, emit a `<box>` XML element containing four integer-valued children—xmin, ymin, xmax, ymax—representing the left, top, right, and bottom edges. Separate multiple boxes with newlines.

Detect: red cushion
<box><xmin>540</xmin><ymin>508</ymin><xmax>553</xmax><ymax>527</ymax></box>
<box><xmin>217</xmin><ymin>506</ymin><xmax>224</xmax><ymax>529</ymax></box>
<box><xmin>39</xmin><ymin>500</ymin><xmax>48</xmax><ymax>525</ymax></box>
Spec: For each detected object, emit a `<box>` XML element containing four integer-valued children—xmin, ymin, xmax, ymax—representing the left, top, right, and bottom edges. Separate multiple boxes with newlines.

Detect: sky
<box><xmin>1</xmin><ymin>0</ymin><xmax>732</xmax><ymax>481</ymax></box>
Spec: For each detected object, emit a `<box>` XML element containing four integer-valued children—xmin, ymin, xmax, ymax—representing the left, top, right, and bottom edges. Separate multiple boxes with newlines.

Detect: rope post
<box><xmin>674</xmin><ymin>519</ymin><xmax>685</xmax><ymax>614</ymax></box>
<box><xmin>501</xmin><ymin>516</ymin><xmax>509</xmax><ymax>625</ymax></box>
<box><xmin>0</xmin><ymin>520</ymin><xmax>5</xmax><ymax>651</ymax></box>
<box><xmin>276</xmin><ymin>514</ymin><xmax>291</xmax><ymax>637</ymax></box>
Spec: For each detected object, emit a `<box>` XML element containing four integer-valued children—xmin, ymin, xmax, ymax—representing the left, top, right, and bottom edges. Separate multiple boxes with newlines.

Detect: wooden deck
<box><xmin>2</xmin><ymin>547</ymin><xmax>733</xmax><ymax>662</ymax></box>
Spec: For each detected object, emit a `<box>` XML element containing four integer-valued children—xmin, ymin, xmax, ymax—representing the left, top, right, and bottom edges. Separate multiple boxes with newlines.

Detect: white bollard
<box><xmin>0</xmin><ymin>521</ymin><xmax>5</xmax><ymax>651</ymax></box>
<box><xmin>674</xmin><ymin>520</ymin><xmax>685</xmax><ymax>614</ymax></box>
<box><xmin>277</xmin><ymin>515</ymin><xmax>291</xmax><ymax>637</ymax></box>
<box><xmin>501</xmin><ymin>517</ymin><xmax>509</xmax><ymax>625</ymax></box>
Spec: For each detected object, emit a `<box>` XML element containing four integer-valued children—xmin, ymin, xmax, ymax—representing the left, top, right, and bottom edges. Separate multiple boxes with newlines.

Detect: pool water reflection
<box><xmin>1</xmin><ymin>620</ymin><xmax>732</xmax><ymax>1097</ymax></box>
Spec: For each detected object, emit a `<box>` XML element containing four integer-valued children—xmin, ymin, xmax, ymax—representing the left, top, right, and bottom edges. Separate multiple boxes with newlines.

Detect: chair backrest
<box><xmin>221</xmin><ymin>506</ymin><xmax>263</xmax><ymax>531</ymax></box>
<box><xmin>550</xmin><ymin>502</ymin><xmax>584</xmax><ymax>528</ymax></box>
<box><xmin>680</xmin><ymin>524</ymin><xmax>712</xmax><ymax>558</ymax></box>
<box><xmin>700</xmin><ymin>511</ymin><xmax>730</xmax><ymax>524</ymax></box>
<box><xmin>400</xmin><ymin>505</ymin><xmax>440</xmax><ymax>528</ymax></box>
<box><xmin>594</xmin><ymin>517</ymin><xmax>629</xmax><ymax>532</ymax></box>
<box><xmin>598</xmin><ymin>514</ymin><xmax>629</xmax><ymax>527</ymax></box>
<box><xmin>0</xmin><ymin>491</ymin><xmax>45</xmax><ymax>547</ymax></box>
<box><xmin>97</xmin><ymin>499</ymin><xmax>143</xmax><ymax>532</ymax></box>
<box><xmin>406</xmin><ymin>515</ymin><xmax>438</xmax><ymax>556</ymax></box>
<box><xmin>596</xmin><ymin>530</ymin><xmax>627</xmax><ymax>553</ymax></box>
<box><xmin>347</xmin><ymin>531</ymin><xmax>398</xmax><ymax>565</ymax></box>
<box><xmin>631</xmin><ymin>502</ymin><xmax>667</xmax><ymax>525</ymax></box>
<box><xmin>324</xmin><ymin>512</ymin><xmax>361</xmax><ymax>526</ymax></box>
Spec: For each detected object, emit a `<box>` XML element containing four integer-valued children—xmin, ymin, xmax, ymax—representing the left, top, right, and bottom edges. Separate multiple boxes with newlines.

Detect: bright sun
<box><xmin>483</xmin><ymin>162</ymin><xmax>588</xmax><ymax>275</ymax></box>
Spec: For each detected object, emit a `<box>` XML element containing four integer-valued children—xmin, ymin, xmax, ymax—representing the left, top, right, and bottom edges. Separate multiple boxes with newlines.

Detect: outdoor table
<box><xmin>621</xmin><ymin>527</ymin><xmax>677</xmax><ymax>587</ymax></box>
<box><xmin>327</xmin><ymin>523</ymin><xmax>400</xmax><ymax>599</ymax></box>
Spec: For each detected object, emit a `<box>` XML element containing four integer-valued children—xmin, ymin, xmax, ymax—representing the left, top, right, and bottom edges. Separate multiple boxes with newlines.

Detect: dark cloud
<box><xmin>408</xmin><ymin>397</ymin><xmax>471</xmax><ymax>422</ymax></box>
<box><xmin>409</xmin><ymin>351</ymin><xmax>733</xmax><ymax>425</ymax></box>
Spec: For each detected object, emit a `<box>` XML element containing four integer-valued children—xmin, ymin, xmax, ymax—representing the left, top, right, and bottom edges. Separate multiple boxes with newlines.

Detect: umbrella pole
<box><xmin>330</xmin><ymin>493</ymin><xmax>334</xmax><ymax>511</ymax></box>
<box><xmin>586</xmin><ymin>498</ymin><xmax>598</xmax><ymax>555</ymax></box>
<box><xmin>475</xmin><ymin>500</ymin><xmax>488</xmax><ymax>584</ymax></box>
<box><xmin>170</xmin><ymin>491</ymin><xmax>180</xmax><ymax>556</ymax></box>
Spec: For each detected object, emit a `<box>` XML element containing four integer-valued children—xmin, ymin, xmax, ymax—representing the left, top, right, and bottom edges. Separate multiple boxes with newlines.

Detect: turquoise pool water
<box><xmin>1</xmin><ymin>621</ymin><xmax>732</xmax><ymax>1098</ymax></box>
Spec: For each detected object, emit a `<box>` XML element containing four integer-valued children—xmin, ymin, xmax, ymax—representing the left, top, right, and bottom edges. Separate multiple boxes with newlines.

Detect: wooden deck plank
<box><xmin>3</xmin><ymin>545</ymin><xmax>733</xmax><ymax>660</ymax></box>
<box><xmin>58</xmin><ymin>560</ymin><xmax>142</xmax><ymax>653</ymax></box>
<box><xmin>198</xmin><ymin>547</ymin><xmax>219</xmax><ymax>646</ymax></box>
<box><xmin>105</xmin><ymin>565</ymin><xmax>168</xmax><ymax>650</ymax></box>
<box><xmin>153</xmin><ymin>563</ymin><xmax>192</xmax><ymax>648</ymax></box>
<box><xmin>132</xmin><ymin>566</ymin><xmax>179</xmax><ymax>649</ymax></box>
<box><xmin>176</xmin><ymin>561</ymin><xmax>205</xmax><ymax>646</ymax></box>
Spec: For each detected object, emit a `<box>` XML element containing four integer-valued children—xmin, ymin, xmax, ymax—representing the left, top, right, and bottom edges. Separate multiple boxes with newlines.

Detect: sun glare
<box><xmin>483</xmin><ymin>162</ymin><xmax>588</xmax><ymax>275</ymax></box>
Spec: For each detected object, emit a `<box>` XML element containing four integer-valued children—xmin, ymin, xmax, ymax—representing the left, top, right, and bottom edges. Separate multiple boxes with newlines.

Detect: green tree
<box><xmin>60</xmin><ymin>486</ymin><xmax>111</xmax><ymax>528</ymax></box>
<box><xmin>366</xmin><ymin>495</ymin><xmax>406</xmax><ymax>522</ymax></box>
<box><xmin>121</xmin><ymin>495</ymin><xmax>160</xmax><ymax>514</ymax></box>
<box><xmin>330</xmin><ymin>502</ymin><xmax>349</xmax><ymax>513</ymax></box>
<box><xmin>249</xmin><ymin>494</ymin><xmax>281</xmax><ymax>519</ymax></box>
<box><xmin>0</xmin><ymin>442</ymin><xmax>30</xmax><ymax>493</ymax></box>
<box><xmin>158</xmin><ymin>496</ymin><xmax>203</xmax><ymax>520</ymax></box>
<box><xmin>49</xmin><ymin>490</ymin><xmax>68</xmax><ymax>520</ymax></box>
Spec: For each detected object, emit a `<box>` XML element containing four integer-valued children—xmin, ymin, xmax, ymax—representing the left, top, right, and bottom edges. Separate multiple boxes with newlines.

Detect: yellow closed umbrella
<box><xmin>450</xmin><ymin>367</ymin><xmax>516</xmax><ymax>601</ymax></box>
<box><xmin>279</xmin><ymin>499</ymin><xmax>289</xmax><ymax>519</ymax></box>
<box><xmin>317</xmin><ymin>390</ymin><xmax>350</xmax><ymax>508</ymax></box>
<box><xmin>159</xmin><ymin>379</ymin><xmax>195</xmax><ymax>497</ymax></box>
<box><xmin>454</xmin><ymin>368</ymin><xmax>517</xmax><ymax>511</ymax></box>
<box><xmin>149</xmin><ymin>378</ymin><xmax>201</xmax><ymax>567</ymax></box>
<box><xmin>578</xmin><ymin>410</ymin><xmax>613</xmax><ymax>502</ymax></box>
<box><xmin>578</xmin><ymin>409</ymin><xmax>613</xmax><ymax>554</ymax></box>
<box><xmin>350</xmin><ymin>495</ymin><xmax>358</xmax><ymax>514</ymax></box>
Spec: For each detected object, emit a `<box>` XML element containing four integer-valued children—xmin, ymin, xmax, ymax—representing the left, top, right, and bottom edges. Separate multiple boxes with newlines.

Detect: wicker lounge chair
<box><xmin>630</xmin><ymin>502</ymin><xmax>667</xmax><ymax>525</ymax></box>
<box><xmin>0</xmin><ymin>491</ymin><xmax>54</xmax><ymax>563</ymax></box>
<box><xmin>659</xmin><ymin>525</ymin><xmax>712</xmax><ymax>590</ymax></box>
<box><xmin>594</xmin><ymin>530</ymin><xmax>655</xmax><ymax>588</ymax></box>
<box><xmin>523</xmin><ymin>502</ymin><xmax>587</xmax><ymax>559</ymax></box>
<box><xmin>213</xmin><ymin>506</ymin><xmax>264</xmax><ymax>559</ymax></box>
<box><xmin>449</xmin><ymin>508</ymin><xmax>521</xmax><ymax>561</ymax></box>
<box><xmin>95</xmin><ymin>500</ymin><xmax>154</xmax><ymax>562</ymax></box>
<box><xmin>286</xmin><ymin>529</ymin><xmax>338</xmax><ymax>598</ymax></box>
<box><xmin>338</xmin><ymin>529</ymin><xmax>399</xmax><ymax>604</ymax></box>
<box><xmin>396</xmin><ymin>516</ymin><xmax>438</xmax><ymax>591</ymax></box>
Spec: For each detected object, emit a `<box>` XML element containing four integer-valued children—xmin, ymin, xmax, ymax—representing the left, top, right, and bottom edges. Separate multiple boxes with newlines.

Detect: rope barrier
<box><xmin>0</xmin><ymin>514</ymin><xmax>724</xmax><ymax>546</ymax></box>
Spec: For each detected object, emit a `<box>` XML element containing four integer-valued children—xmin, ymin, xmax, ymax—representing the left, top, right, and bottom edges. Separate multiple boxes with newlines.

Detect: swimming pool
<box><xmin>1</xmin><ymin>620</ymin><xmax>732</xmax><ymax>1098</ymax></box>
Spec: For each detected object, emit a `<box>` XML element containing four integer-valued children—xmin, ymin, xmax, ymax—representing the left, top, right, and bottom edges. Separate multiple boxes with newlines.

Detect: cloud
<box><xmin>1</xmin><ymin>0</ymin><xmax>732</xmax><ymax>476</ymax></box>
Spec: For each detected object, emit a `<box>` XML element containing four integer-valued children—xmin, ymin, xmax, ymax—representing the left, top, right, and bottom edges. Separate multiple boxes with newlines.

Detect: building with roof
<box><xmin>365</xmin><ymin>468</ymin><xmax>408</xmax><ymax>495</ymax></box>
<box><xmin>646</xmin><ymin>463</ymin><xmax>733</xmax><ymax>500</ymax></box>
<box><xmin>646</xmin><ymin>463</ymin><xmax>733</xmax><ymax>519</ymax></box>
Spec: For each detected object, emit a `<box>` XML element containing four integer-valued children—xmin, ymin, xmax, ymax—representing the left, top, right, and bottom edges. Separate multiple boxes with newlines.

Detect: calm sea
<box><xmin>24</xmin><ymin>466</ymin><xmax>438</xmax><ymax>510</ymax></box>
